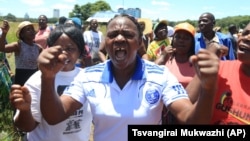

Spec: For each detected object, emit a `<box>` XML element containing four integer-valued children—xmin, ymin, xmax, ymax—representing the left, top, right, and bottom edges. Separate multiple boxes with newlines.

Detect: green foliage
<box><xmin>216</xmin><ymin>15</ymin><xmax>250</xmax><ymax>31</ymax></box>
<box><xmin>69</xmin><ymin>0</ymin><xmax>111</xmax><ymax>22</ymax></box>
<box><xmin>1</xmin><ymin>13</ymin><xmax>17</xmax><ymax>22</ymax></box>
<box><xmin>91</xmin><ymin>0</ymin><xmax>111</xmax><ymax>12</ymax></box>
<box><xmin>169</xmin><ymin>15</ymin><xmax>250</xmax><ymax>33</ymax></box>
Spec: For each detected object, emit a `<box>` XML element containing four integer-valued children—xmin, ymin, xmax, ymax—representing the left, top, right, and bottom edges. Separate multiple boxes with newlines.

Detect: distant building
<box><xmin>24</xmin><ymin>13</ymin><xmax>29</xmax><ymax>20</ymax></box>
<box><xmin>53</xmin><ymin>9</ymin><xmax>60</xmax><ymax>18</ymax></box>
<box><xmin>117</xmin><ymin>8</ymin><xmax>141</xmax><ymax>18</ymax></box>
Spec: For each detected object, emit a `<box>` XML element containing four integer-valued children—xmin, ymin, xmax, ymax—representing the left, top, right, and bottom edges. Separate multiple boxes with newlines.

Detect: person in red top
<box><xmin>34</xmin><ymin>15</ymin><xmax>52</xmax><ymax>49</ymax></box>
<box><xmin>187</xmin><ymin>22</ymin><xmax>250</xmax><ymax>125</ymax></box>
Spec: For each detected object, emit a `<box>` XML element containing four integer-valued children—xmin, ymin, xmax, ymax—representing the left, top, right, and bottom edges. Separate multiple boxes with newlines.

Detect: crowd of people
<box><xmin>0</xmin><ymin>11</ymin><xmax>249</xmax><ymax>141</ymax></box>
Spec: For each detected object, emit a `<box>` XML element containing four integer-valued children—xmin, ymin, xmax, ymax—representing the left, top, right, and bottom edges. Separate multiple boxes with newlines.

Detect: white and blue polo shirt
<box><xmin>63</xmin><ymin>56</ymin><xmax>188</xmax><ymax>141</ymax></box>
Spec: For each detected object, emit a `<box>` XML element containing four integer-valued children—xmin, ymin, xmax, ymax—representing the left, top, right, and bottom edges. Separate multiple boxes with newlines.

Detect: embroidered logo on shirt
<box><xmin>145</xmin><ymin>89</ymin><xmax>160</xmax><ymax>104</ymax></box>
<box><xmin>86</xmin><ymin>89</ymin><xmax>96</xmax><ymax>97</ymax></box>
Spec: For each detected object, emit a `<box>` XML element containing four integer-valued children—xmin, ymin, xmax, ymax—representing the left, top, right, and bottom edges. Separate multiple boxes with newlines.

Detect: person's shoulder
<box><xmin>35</xmin><ymin>43</ymin><xmax>44</xmax><ymax>52</ymax></box>
<box><xmin>24</xmin><ymin>70</ymin><xmax>42</xmax><ymax>85</ymax></box>
<box><xmin>80</xmin><ymin>63</ymin><xmax>107</xmax><ymax>82</ymax></box>
<box><xmin>194</xmin><ymin>32</ymin><xmax>202</xmax><ymax>38</ymax></box>
<box><xmin>143</xmin><ymin>59</ymin><xmax>166</xmax><ymax>72</ymax></box>
<box><xmin>216</xmin><ymin>32</ymin><xmax>230</xmax><ymax>39</ymax></box>
<box><xmin>143</xmin><ymin>60</ymin><xmax>170</xmax><ymax>83</ymax></box>
<box><xmin>84</xmin><ymin>62</ymin><xmax>106</xmax><ymax>73</ymax></box>
<box><xmin>83</xmin><ymin>30</ymin><xmax>91</xmax><ymax>34</ymax></box>
<box><xmin>98</xmin><ymin>30</ymin><xmax>103</xmax><ymax>34</ymax></box>
<box><xmin>219</xmin><ymin>60</ymin><xmax>239</xmax><ymax>73</ymax></box>
<box><xmin>46</xmin><ymin>26</ymin><xmax>53</xmax><ymax>32</ymax></box>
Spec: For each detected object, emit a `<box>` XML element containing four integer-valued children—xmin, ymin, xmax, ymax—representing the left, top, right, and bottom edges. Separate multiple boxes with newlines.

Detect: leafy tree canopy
<box><xmin>69</xmin><ymin>0</ymin><xmax>111</xmax><ymax>22</ymax></box>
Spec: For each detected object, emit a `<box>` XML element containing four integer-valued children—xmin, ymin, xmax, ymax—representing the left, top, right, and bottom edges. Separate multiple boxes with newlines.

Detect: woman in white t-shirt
<box><xmin>10</xmin><ymin>25</ymin><xmax>92</xmax><ymax>141</ymax></box>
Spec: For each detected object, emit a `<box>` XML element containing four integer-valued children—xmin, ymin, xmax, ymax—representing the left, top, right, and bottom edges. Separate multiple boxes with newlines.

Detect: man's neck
<box><xmin>203</xmin><ymin>31</ymin><xmax>215</xmax><ymax>41</ymax></box>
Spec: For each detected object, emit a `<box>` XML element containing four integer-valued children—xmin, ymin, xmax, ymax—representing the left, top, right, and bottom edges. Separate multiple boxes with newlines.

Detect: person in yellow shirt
<box><xmin>145</xmin><ymin>20</ymin><xmax>171</xmax><ymax>61</ymax></box>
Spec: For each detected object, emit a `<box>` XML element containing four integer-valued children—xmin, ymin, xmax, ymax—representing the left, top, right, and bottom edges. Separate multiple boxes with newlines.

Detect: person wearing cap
<box><xmin>138</xmin><ymin>19</ymin><xmax>152</xmax><ymax>50</ymax></box>
<box><xmin>145</xmin><ymin>20</ymin><xmax>171</xmax><ymax>61</ymax></box>
<box><xmin>65</xmin><ymin>17</ymin><xmax>82</xmax><ymax>30</ymax></box>
<box><xmin>156</xmin><ymin>22</ymin><xmax>196</xmax><ymax>88</ymax></box>
<box><xmin>34</xmin><ymin>15</ymin><xmax>52</xmax><ymax>49</ymax></box>
<box><xmin>155</xmin><ymin>22</ymin><xmax>196</xmax><ymax>124</ymax></box>
<box><xmin>0</xmin><ymin>20</ymin><xmax>43</xmax><ymax>86</ymax></box>
<box><xmin>156</xmin><ymin>22</ymin><xmax>229</xmax><ymax>124</ymax></box>
<box><xmin>65</xmin><ymin>17</ymin><xmax>92</xmax><ymax>68</ymax></box>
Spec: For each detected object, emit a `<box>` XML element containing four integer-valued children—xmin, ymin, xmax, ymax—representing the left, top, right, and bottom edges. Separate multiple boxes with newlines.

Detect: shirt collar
<box><xmin>101</xmin><ymin>55</ymin><xmax>145</xmax><ymax>83</ymax></box>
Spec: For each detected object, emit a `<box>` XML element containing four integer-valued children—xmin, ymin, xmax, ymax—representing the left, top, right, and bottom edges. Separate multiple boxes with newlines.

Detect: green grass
<box><xmin>5</xmin><ymin>22</ymin><xmax>19</xmax><ymax>73</ymax></box>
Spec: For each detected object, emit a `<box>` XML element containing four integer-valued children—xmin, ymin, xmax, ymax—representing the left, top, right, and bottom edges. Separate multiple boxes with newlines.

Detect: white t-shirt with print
<box><xmin>14</xmin><ymin>67</ymin><xmax>92</xmax><ymax>141</ymax></box>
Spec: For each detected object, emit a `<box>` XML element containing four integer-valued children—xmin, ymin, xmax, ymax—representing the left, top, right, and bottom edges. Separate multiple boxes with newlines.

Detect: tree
<box><xmin>91</xmin><ymin>0</ymin><xmax>111</xmax><ymax>12</ymax></box>
<box><xmin>4</xmin><ymin>13</ymin><xmax>16</xmax><ymax>22</ymax></box>
<box><xmin>69</xmin><ymin>4</ymin><xmax>82</xmax><ymax>19</ymax></box>
<box><xmin>69</xmin><ymin>0</ymin><xmax>111</xmax><ymax>22</ymax></box>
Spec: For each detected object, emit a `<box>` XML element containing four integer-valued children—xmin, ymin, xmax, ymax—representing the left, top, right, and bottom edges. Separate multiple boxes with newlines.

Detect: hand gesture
<box><xmin>189</xmin><ymin>49</ymin><xmax>219</xmax><ymax>89</ymax></box>
<box><xmin>37</xmin><ymin>45</ymin><xmax>69</xmax><ymax>78</ymax></box>
<box><xmin>155</xmin><ymin>45</ymin><xmax>175</xmax><ymax>65</ymax></box>
<box><xmin>161</xmin><ymin>45</ymin><xmax>175</xmax><ymax>57</ymax></box>
<box><xmin>207</xmin><ymin>42</ymin><xmax>228</xmax><ymax>58</ymax></box>
<box><xmin>9</xmin><ymin>84</ymin><xmax>31</xmax><ymax>111</ymax></box>
<box><xmin>1</xmin><ymin>20</ymin><xmax>10</xmax><ymax>34</ymax></box>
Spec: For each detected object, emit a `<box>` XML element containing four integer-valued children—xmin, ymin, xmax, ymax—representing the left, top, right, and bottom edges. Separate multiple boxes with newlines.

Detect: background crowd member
<box><xmin>155</xmin><ymin>22</ymin><xmax>196</xmax><ymax>124</ymax></box>
<box><xmin>156</xmin><ymin>22</ymin><xmax>196</xmax><ymax>88</ymax></box>
<box><xmin>34</xmin><ymin>15</ymin><xmax>52</xmax><ymax>49</ymax></box>
<box><xmin>37</xmin><ymin>14</ymin><xmax>218</xmax><ymax>141</ymax></box>
<box><xmin>10</xmin><ymin>25</ymin><xmax>92</xmax><ymax>141</ymax></box>
<box><xmin>228</xmin><ymin>24</ymin><xmax>238</xmax><ymax>59</ymax></box>
<box><xmin>167</xmin><ymin>25</ymin><xmax>174</xmax><ymax>41</ymax></box>
<box><xmin>83</xmin><ymin>19</ymin><xmax>104</xmax><ymax>64</ymax></box>
<box><xmin>0</xmin><ymin>20</ymin><xmax>12</xmax><ymax>113</ymax></box>
<box><xmin>195</xmin><ymin>12</ymin><xmax>235</xmax><ymax>60</ymax></box>
<box><xmin>138</xmin><ymin>19</ymin><xmax>151</xmax><ymax>50</ymax></box>
<box><xmin>145</xmin><ymin>20</ymin><xmax>171</xmax><ymax>61</ymax></box>
<box><xmin>213</xmin><ymin>26</ymin><xmax>221</xmax><ymax>32</ymax></box>
<box><xmin>238</xmin><ymin>28</ymin><xmax>243</xmax><ymax>38</ymax></box>
<box><xmin>187</xmin><ymin>22</ymin><xmax>250</xmax><ymax>125</ymax></box>
<box><xmin>54</xmin><ymin>16</ymin><xmax>67</xmax><ymax>28</ymax></box>
<box><xmin>0</xmin><ymin>20</ymin><xmax>43</xmax><ymax>86</ymax></box>
<box><xmin>64</xmin><ymin>17</ymin><xmax>92</xmax><ymax>68</ymax></box>
<box><xmin>156</xmin><ymin>22</ymin><xmax>229</xmax><ymax>124</ymax></box>
<box><xmin>64</xmin><ymin>17</ymin><xmax>82</xmax><ymax>30</ymax></box>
